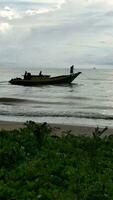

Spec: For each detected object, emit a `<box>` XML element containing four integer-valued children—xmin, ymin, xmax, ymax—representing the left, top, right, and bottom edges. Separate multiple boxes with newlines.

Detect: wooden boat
<box><xmin>9</xmin><ymin>67</ymin><xmax>81</xmax><ymax>86</ymax></box>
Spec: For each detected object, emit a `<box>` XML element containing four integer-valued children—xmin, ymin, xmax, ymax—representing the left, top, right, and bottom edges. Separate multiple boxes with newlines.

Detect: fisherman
<box><xmin>24</xmin><ymin>71</ymin><xmax>27</xmax><ymax>79</ymax></box>
<box><xmin>70</xmin><ymin>65</ymin><xmax>74</xmax><ymax>74</ymax></box>
<box><xmin>24</xmin><ymin>71</ymin><xmax>31</xmax><ymax>80</ymax></box>
<box><xmin>39</xmin><ymin>71</ymin><xmax>42</xmax><ymax>76</ymax></box>
<box><xmin>27</xmin><ymin>72</ymin><xmax>31</xmax><ymax>80</ymax></box>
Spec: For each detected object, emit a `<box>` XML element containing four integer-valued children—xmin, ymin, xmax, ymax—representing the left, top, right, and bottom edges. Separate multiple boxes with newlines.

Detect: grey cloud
<box><xmin>0</xmin><ymin>0</ymin><xmax>113</xmax><ymax>67</ymax></box>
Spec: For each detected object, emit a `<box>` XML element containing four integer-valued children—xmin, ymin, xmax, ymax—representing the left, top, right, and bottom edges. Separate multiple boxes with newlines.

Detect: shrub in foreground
<box><xmin>0</xmin><ymin>121</ymin><xmax>113</xmax><ymax>200</ymax></box>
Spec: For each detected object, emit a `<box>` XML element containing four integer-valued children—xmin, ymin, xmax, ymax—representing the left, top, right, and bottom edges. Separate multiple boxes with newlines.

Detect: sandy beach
<box><xmin>0</xmin><ymin>121</ymin><xmax>113</xmax><ymax>137</ymax></box>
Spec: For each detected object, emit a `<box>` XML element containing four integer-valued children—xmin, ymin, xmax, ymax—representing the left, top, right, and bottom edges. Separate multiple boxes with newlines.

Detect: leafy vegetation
<box><xmin>0</xmin><ymin>121</ymin><xmax>113</xmax><ymax>199</ymax></box>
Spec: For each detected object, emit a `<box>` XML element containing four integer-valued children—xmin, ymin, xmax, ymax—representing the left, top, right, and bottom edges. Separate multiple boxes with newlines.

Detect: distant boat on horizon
<box><xmin>9</xmin><ymin>65</ymin><xmax>81</xmax><ymax>86</ymax></box>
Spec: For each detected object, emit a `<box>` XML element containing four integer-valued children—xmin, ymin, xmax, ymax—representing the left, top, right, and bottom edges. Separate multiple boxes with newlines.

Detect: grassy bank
<box><xmin>0</xmin><ymin>121</ymin><xmax>113</xmax><ymax>200</ymax></box>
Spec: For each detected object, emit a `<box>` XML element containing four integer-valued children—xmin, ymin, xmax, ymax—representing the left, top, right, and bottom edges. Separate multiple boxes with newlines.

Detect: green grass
<box><xmin>0</xmin><ymin>121</ymin><xmax>113</xmax><ymax>200</ymax></box>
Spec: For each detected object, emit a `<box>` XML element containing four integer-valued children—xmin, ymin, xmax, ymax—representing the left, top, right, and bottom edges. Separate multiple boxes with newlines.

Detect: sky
<box><xmin>0</xmin><ymin>0</ymin><xmax>113</xmax><ymax>68</ymax></box>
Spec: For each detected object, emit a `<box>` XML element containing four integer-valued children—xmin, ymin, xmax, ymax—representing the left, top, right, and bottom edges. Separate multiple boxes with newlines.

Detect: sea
<box><xmin>1</xmin><ymin>66</ymin><xmax>113</xmax><ymax>127</ymax></box>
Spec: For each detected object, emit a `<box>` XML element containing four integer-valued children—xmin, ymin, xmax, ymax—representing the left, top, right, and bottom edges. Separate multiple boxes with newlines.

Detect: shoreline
<box><xmin>0</xmin><ymin>120</ymin><xmax>113</xmax><ymax>136</ymax></box>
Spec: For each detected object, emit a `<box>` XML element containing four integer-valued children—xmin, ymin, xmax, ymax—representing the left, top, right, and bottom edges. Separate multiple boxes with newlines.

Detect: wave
<box><xmin>0</xmin><ymin>110</ymin><xmax>113</xmax><ymax>120</ymax></box>
<box><xmin>0</xmin><ymin>97</ymin><xmax>89</xmax><ymax>105</ymax></box>
<box><xmin>0</xmin><ymin>81</ymin><xmax>8</xmax><ymax>83</ymax></box>
<box><xmin>0</xmin><ymin>97</ymin><xmax>27</xmax><ymax>103</ymax></box>
<box><xmin>64</xmin><ymin>96</ymin><xmax>90</xmax><ymax>100</ymax></box>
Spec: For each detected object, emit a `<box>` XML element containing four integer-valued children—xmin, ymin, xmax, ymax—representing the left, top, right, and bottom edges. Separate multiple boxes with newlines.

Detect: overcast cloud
<box><xmin>0</xmin><ymin>0</ymin><xmax>113</xmax><ymax>68</ymax></box>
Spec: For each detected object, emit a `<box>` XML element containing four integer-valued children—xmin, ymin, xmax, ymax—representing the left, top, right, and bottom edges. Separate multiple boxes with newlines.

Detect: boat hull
<box><xmin>9</xmin><ymin>72</ymin><xmax>81</xmax><ymax>86</ymax></box>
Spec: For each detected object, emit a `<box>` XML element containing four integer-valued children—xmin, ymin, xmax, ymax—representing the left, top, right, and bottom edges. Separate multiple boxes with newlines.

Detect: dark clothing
<box><xmin>24</xmin><ymin>71</ymin><xmax>31</xmax><ymax>80</ymax></box>
<box><xmin>70</xmin><ymin>65</ymin><xmax>74</xmax><ymax>74</ymax></box>
<box><xmin>39</xmin><ymin>71</ymin><xmax>42</xmax><ymax>76</ymax></box>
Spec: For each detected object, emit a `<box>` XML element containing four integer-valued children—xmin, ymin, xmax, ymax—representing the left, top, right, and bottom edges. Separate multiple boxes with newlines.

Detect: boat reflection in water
<box><xmin>9</xmin><ymin>65</ymin><xmax>81</xmax><ymax>86</ymax></box>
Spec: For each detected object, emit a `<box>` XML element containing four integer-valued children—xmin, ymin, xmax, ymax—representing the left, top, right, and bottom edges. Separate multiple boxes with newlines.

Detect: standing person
<box><xmin>24</xmin><ymin>71</ymin><xmax>27</xmax><ymax>79</ymax></box>
<box><xmin>39</xmin><ymin>71</ymin><xmax>42</xmax><ymax>76</ymax></box>
<box><xmin>70</xmin><ymin>65</ymin><xmax>74</xmax><ymax>74</ymax></box>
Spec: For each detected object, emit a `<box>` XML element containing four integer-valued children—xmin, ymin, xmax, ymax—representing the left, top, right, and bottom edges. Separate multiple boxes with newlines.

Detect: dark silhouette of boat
<box><xmin>9</xmin><ymin>66</ymin><xmax>81</xmax><ymax>86</ymax></box>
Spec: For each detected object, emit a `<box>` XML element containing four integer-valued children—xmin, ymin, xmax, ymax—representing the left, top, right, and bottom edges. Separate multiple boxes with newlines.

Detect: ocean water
<box><xmin>0</xmin><ymin>67</ymin><xmax>113</xmax><ymax>127</ymax></box>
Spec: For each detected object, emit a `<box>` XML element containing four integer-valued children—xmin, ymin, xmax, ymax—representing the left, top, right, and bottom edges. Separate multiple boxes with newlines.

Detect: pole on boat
<box><xmin>70</xmin><ymin>65</ymin><xmax>74</xmax><ymax>74</ymax></box>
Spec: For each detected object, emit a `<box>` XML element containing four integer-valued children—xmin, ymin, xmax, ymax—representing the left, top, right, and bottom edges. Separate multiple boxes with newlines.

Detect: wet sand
<box><xmin>0</xmin><ymin>121</ymin><xmax>113</xmax><ymax>137</ymax></box>
<box><xmin>0</xmin><ymin>121</ymin><xmax>25</xmax><ymax>130</ymax></box>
